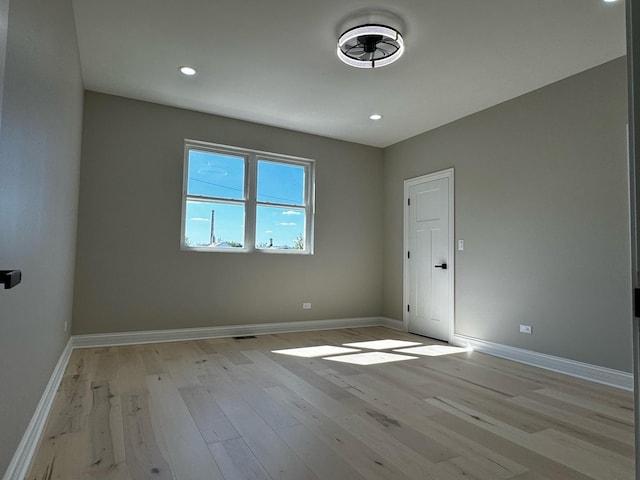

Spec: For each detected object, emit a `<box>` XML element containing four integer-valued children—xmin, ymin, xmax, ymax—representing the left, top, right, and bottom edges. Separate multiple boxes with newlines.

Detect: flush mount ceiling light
<box><xmin>337</xmin><ymin>24</ymin><xmax>405</xmax><ymax>68</ymax></box>
<box><xmin>369</xmin><ymin>113</ymin><xmax>383</xmax><ymax>120</ymax></box>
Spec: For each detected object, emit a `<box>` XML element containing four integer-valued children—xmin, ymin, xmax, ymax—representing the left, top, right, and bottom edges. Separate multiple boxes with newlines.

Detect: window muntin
<box><xmin>182</xmin><ymin>141</ymin><xmax>314</xmax><ymax>253</ymax></box>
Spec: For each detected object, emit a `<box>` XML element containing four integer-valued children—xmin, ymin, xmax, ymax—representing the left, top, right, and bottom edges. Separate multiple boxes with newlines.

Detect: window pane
<box><xmin>257</xmin><ymin>160</ymin><xmax>304</xmax><ymax>206</ymax></box>
<box><xmin>255</xmin><ymin>205</ymin><xmax>306</xmax><ymax>250</ymax></box>
<box><xmin>187</xmin><ymin>150</ymin><xmax>244</xmax><ymax>200</ymax></box>
<box><xmin>185</xmin><ymin>200</ymin><xmax>244</xmax><ymax>248</ymax></box>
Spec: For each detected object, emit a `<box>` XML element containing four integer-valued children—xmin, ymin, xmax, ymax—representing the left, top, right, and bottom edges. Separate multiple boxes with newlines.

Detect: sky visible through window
<box><xmin>185</xmin><ymin>150</ymin><xmax>305</xmax><ymax>248</ymax></box>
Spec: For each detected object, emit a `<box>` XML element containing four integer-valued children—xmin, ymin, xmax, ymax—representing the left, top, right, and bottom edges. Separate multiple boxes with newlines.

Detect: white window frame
<box><xmin>181</xmin><ymin>139</ymin><xmax>315</xmax><ymax>254</ymax></box>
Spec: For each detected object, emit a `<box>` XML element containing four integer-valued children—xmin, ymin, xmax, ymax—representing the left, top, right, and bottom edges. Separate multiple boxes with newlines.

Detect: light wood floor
<box><xmin>26</xmin><ymin>327</ymin><xmax>634</xmax><ymax>480</ymax></box>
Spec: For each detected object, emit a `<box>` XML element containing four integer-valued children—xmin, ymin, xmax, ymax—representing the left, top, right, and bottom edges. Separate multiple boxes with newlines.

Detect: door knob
<box><xmin>1</xmin><ymin>270</ymin><xmax>22</xmax><ymax>289</ymax></box>
<box><xmin>434</xmin><ymin>263</ymin><xmax>447</xmax><ymax>270</ymax></box>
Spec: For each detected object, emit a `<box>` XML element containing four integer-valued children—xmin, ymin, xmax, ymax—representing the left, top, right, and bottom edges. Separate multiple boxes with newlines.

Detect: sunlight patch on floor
<box><xmin>271</xmin><ymin>338</ymin><xmax>469</xmax><ymax>364</ymax></box>
<box><xmin>343</xmin><ymin>339</ymin><xmax>422</xmax><ymax>350</ymax></box>
<box><xmin>394</xmin><ymin>345</ymin><xmax>473</xmax><ymax>356</ymax></box>
<box><xmin>272</xmin><ymin>345</ymin><xmax>360</xmax><ymax>357</ymax></box>
<box><xmin>322</xmin><ymin>352</ymin><xmax>418</xmax><ymax>365</ymax></box>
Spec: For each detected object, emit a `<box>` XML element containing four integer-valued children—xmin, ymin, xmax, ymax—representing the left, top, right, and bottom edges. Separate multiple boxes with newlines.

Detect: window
<box><xmin>181</xmin><ymin>140</ymin><xmax>314</xmax><ymax>253</ymax></box>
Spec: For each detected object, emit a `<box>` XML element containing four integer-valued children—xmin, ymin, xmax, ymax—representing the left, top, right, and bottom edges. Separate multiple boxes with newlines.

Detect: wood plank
<box><xmin>509</xmin><ymin>394</ymin><xmax>634</xmax><ymax>446</ymax></box>
<box><xmin>427</xmin><ymin>396</ymin><xmax>633</xmax><ymax>479</ymax></box>
<box><xmin>111</xmin><ymin>346</ymin><xmax>148</xmax><ymax>396</ymax></box>
<box><xmin>208</xmin><ymin>438</ymin><xmax>271</xmax><ymax>480</ymax></box>
<box><xmin>200</xmin><ymin>373</ymin><xmax>318</xmax><ymax>480</ymax></box>
<box><xmin>222</xmin><ymin>363</ymin><xmax>300</xmax><ymax>430</ymax></box>
<box><xmin>334</xmin><ymin>413</ymin><xmax>442</xmax><ymax>480</ymax></box>
<box><xmin>241</xmin><ymin>350</ymin><xmax>362</xmax><ymax>417</ymax></box>
<box><xmin>139</xmin><ymin>347</ymin><xmax>166</xmax><ymax>375</ymax></box>
<box><xmin>534</xmin><ymin>387</ymin><xmax>634</xmax><ymax>425</ymax></box>
<box><xmin>153</xmin><ymin>342</ymin><xmax>209</xmax><ymax>389</ymax></box>
<box><xmin>430</xmin><ymin>413</ymin><xmax>593</xmax><ymax>480</ymax></box>
<box><xmin>266</xmin><ymin>384</ymin><xmax>422</xmax><ymax>480</ymax></box>
<box><xmin>121</xmin><ymin>393</ymin><xmax>174</xmax><ymax>480</ymax></box>
<box><xmin>532</xmin><ymin>428</ymin><xmax>633</xmax><ymax>479</ymax></box>
<box><xmin>268</xmin><ymin>352</ymin><xmax>360</xmax><ymax>400</ymax></box>
<box><xmin>44</xmin><ymin>366</ymin><xmax>92</xmax><ymax>438</ymax></box>
<box><xmin>276</xmin><ymin>423</ymin><xmax>368</xmax><ymax>480</ymax></box>
<box><xmin>145</xmin><ymin>374</ymin><xmax>224</xmax><ymax>479</ymax></box>
<box><xmin>84</xmin><ymin>381</ymin><xmax>128</xmax><ymax>479</ymax></box>
<box><xmin>317</xmin><ymin>369</ymin><xmax>442</xmax><ymax>422</ymax></box>
<box><xmin>357</xmin><ymin>409</ymin><xmax>459</xmax><ymax>463</ymax></box>
<box><xmin>26</xmin><ymin>431</ymin><xmax>89</xmax><ymax>480</ymax></box>
<box><xmin>439</xmin><ymin>454</ymin><xmax>523</xmax><ymax>480</ymax></box>
<box><xmin>418</xmin><ymin>355</ymin><xmax>543</xmax><ymax>396</ymax></box>
<box><xmin>178</xmin><ymin>385</ymin><xmax>240</xmax><ymax>444</ymax></box>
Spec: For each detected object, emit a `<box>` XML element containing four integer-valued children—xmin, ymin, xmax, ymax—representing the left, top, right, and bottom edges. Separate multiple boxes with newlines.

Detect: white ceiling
<box><xmin>71</xmin><ymin>0</ymin><xmax>626</xmax><ymax>148</ymax></box>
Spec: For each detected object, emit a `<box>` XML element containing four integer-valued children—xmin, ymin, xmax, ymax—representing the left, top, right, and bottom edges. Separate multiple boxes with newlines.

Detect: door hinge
<box><xmin>407</xmin><ymin>198</ymin><xmax>410</xmax><ymax>206</ymax></box>
<box><xmin>635</xmin><ymin>288</ymin><xmax>640</xmax><ymax>318</ymax></box>
<box><xmin>407</xmin><ymin>251</ymin><xmax>410</xmax><ymax>259</ymax></box>
<box><xmin>407</xmin><ymin>304</ymin><xmax>410</xmax><ymax>312</ymax></box>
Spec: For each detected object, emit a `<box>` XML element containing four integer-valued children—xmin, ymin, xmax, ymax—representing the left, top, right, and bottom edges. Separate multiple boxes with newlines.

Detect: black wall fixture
<box><xmin>1</xmin><ymin>270</ymin><xmax>22</xmax><ymax>289</ymax></box>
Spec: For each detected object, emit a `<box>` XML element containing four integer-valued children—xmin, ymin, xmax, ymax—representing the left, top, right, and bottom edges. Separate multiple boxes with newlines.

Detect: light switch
<box><xmin>457</xmin><ymin>239</ymin><xmax>464</xmax><ymax>251</ymax></box>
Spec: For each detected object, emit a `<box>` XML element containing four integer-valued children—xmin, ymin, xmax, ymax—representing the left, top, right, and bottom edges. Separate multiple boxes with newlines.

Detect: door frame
<box><xmin>403</xmin><ymin>168</ymin><xmax>455</xmax><ymax>340</ymax></box>
<box><xmin>626</xmin><ymin>0</ymin><xmax>640</xmax><ymax>477</ymax></box>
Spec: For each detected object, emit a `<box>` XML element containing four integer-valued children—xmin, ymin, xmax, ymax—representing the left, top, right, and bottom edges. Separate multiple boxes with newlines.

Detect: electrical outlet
<box><xmin>519</xmin><ymin>324</ymin><xmax>532</xmax><ymax>334</ymax></box>
<box><xmin>303</xmin><ymin>302</ymin><xmax>312</xmax><ymax>310</ymax></box>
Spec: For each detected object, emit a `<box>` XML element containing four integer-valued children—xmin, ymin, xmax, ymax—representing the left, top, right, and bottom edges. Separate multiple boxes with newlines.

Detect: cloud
<box><xmin>282</xmin><ymin>210</ymin><xmax>302</xmax><ymax>216</ymax></box>
<box><xmin>191</xmin><ymin>217</ymin><xmax>209</xmax><ymax>222</ymax></box>
<box><xmin>278</xmin><ymin>222</ymin><xmax>297</xmax><ymax>226</ymax></box>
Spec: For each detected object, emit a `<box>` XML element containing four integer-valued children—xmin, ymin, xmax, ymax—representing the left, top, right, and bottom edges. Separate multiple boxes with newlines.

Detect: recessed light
<box><xmin>179</xmin><ymin>66</ymin><xmax>197</xmax><ymax>76</ymax></box>
<box><xmin>369</xmin><ymin>114</ymin><xmax>383</xmax><ymax>120</ymax></box>
<box><xmin>603</xmin><ymin>0</ymin><xmax>619</xmax><ymax>3</ymax></box>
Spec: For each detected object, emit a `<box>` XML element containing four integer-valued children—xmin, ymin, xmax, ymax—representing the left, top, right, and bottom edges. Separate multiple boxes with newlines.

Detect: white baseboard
<box><xmin>379</xmin><ymin>317</ymin><xmax>405</xmax><ymax>331</ymax></box>
<box><xmin>451</xmin><ymin>334</ymin><xmax>633</xmax><ymax>391</ymax></box>
<box><xmin>73</xmin><ymin>316</ymin><xmax>389</xmax><ymax>348</ymax></box>
<box><xmin>3</xmin><ymin>338</ymin><xmax>73</xmax><ymax>480</ymax></box>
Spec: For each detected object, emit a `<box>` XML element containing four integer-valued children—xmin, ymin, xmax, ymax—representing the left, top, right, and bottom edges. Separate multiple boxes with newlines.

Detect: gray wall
<box><xmin>0</xmin><ymin>0</ymin><xmax>9</xmax><ymax>131</ymax></box>
<box><xmin>0</xmin><ymin>0</ymin><xmax>83</xmax><ymax>475</ymax></box>
<box><xmin>383</xmin><ymin>57</ymin><xmax>632</xmax><ymax>372</ymax></box>
<box><xmin>73</xmin><ymin>92</ymin><xmax>383</xmax><ymax>334</ymax></box>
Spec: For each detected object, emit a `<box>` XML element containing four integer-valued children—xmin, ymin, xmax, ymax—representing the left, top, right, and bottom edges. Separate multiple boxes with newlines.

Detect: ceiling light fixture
<box><xmin>179</xmin><ymin>66</ymin><xmax>197</xmax><ymax>76</ymax></box>
<box><xmin>337</xmin><ymin>24</ymin><xmax>404</xmax><ymax>68</ymax></box>
<box><xmin>369</xmin><ymin>114</ymin><xmax>383</xmax><ymax>120</ymax></box>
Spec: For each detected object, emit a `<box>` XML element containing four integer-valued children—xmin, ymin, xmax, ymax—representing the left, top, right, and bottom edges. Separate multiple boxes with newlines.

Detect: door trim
<box><xmin>626</xmin><ymin>0</ymin><xmax>640</xmax><ymax>475</ymax></box>
<box><xmin>403</xmin><ymin>168</ymin><xmax>455</xmax><ymax>340</ymax></box>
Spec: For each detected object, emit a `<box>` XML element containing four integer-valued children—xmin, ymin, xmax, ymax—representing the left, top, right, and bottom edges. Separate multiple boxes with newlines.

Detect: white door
<box><xmin>405</xmin><ymin>170</ymin><xmax>453</xmax><ymax>341</ymax></box>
